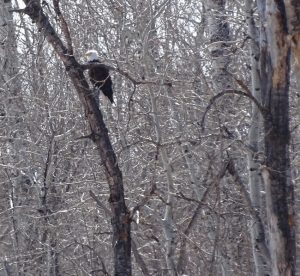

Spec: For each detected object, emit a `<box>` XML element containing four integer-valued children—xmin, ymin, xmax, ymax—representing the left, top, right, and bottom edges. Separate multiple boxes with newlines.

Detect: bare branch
<box><xmin>130</xmin><ymin>182</ymin><xmax>156</xmax><ymax>219</ymax></box>
<box><xmin>227</xmin><ymin>158</ymin><xmax>271</xmax><ymax>264</ymax></box>
<box><xmin>132</xmin><ymin>240</ymin><xmax>151</xmax><ymax>276</ymax></box>
<box><xmin>177</xmin><ymin>161</ymin><xmax>229</xmax><ymax>273</ymax></box>
<box><xmin>9</xmin><ymin>8</ymin><xmax>26</xmax><ymax>13</ymax></box>
<box><xmin>52</xmin><ymin>0</ymin><xmax>73</xmax><ymax>55</ymax></box>
<box><xmin>81</xmin><ymin>62</ymin><xmax>173</xmax><ymax>86</ymax></box>
<box><xmin>200</xmin><ymin>89</ymin><xmax>267</xmax><ymax>130</ymax></box>
<box><xmin>130</xmin><ymin>146</ymin><xmax>159</xmax><ymax>219</ymax></box>
<box><xmin>229</xmin><ymin>73</ymin><xmax>253</xmax><ymax>95</ymax></box>
<box><xmin>89</xmin><ymin>190</ymin><xmax>112</xmax><ymax>216</ymax></box>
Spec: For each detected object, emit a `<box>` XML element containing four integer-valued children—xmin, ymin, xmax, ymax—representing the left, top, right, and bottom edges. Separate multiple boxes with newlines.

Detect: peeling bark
<box><xmin>258</xmin><ymin>0</ymin><xmax>296</xmax><ymax>275</ymax></box>
<box><xmin>284</xmin><ymin>0</ymin><xmax>300</xmax><ymax>33</ymax></box>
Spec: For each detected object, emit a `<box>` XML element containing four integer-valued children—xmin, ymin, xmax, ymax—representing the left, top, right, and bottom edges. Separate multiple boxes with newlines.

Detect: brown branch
<box><xmin>53</xmin><ymin>0</ymin><xmax>73</xmax><ymax>55</ymax></box>
<box><xmin>200</xmin><ymin>89</ymin><xmax>267</xmax><ymax>130</ymax></box>
<box><xmin>21</xmin><ymin>1</ymin><xmax>131</xmax><ymax>274</ymax></box>
<box><xmin>81</xmin><ymin>62</ymin><xmax>173</xmax><ymax>86</ymax></box>
<box><xmin>229</xmin><ymin>73</ymin><xmax>253</xmax><ymax>95</ymax></box>
<box><xmin>89</xmin><ymin>190</ymin><xmax>112</xmax><ymax>216</ymax></box>
<box><xmin>130</xmin><ymin>183</ymin><xmax>156</xmax><ymax>220</ymax></box>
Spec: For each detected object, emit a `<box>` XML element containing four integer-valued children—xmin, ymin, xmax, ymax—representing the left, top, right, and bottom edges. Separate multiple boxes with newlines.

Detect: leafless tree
<box><xmin>1</xmin><ymin>0</ymin><xmax>300</xmax><ymax>275</ymax></box>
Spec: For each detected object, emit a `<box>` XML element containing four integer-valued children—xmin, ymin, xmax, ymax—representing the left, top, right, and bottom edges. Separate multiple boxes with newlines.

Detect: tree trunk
<box><xmin>258</xmin><ymin>0</ymin><xmax>296</xmax><ymax>275</ymax></box>
<box><xmin>21</xmin><ymin>1</ymin><xmax>131</xmax><ymax>275</ymax></box>
<box><xmin>283</xmin><ymin>2</ymin><xmax>300</xmax><ymax>274</ymax></box>
<box><xmin>204</xmin><ymin>0</ymin><xmax>232</xmax><ymax>274</ymax></box>
<box><xmin>246</xmin><ymin>0</ymin><xmax>271</xmax><ymax>274</ymax></box>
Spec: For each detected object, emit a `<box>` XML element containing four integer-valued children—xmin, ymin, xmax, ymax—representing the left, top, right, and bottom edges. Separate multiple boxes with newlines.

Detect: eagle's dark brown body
<box><xmin>88</xmin><ymin>60</ymin><xmax>114</xmax><ymax>103</ymax></box>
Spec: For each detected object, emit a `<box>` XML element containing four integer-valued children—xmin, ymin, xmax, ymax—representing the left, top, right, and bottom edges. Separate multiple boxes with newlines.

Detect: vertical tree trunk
<box><xmin>204</xmin><ymin>0</ymin><xmax>232</xmax><ymax>274</ymax></box>
<box><xmin>246</xmin><ymin>0</ymin><xmax>271</xmax><ymax>274</ymax></box>
<box><xmin>205</xmin><ymin>0</ymin><xmax>231</xmax><ymax>93</ymax></box>
<box><xmin>284</xmin><ymin>2</ymin><xmax>300</xmax><ymax>274</ymax></box>
<box><xmin>258</xmin><ymin>0</ymin><xmax>296</xmax><ymax>275</ymax></box>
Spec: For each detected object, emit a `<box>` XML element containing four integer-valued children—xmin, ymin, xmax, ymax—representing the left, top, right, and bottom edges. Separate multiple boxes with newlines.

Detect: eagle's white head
<box><xmin>85</xmin><ymin>50</ymin><xmax>99</xmax><ymax>62</ymax></box>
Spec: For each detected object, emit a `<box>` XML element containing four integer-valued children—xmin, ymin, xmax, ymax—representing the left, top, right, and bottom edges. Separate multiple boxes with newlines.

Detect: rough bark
<box><xmin>286</xmin><ymin>6</ymin><xmax>300</xmax><ymax>78</ymax></box>
<box><xmin>283</xmin><ymin>2</ymin><xmax>300</xmax><ymax>272</ymax></box>
<box><xmin>20</xmin><ymin>1</ymin><xmax>131</xmax><ymax>275</ymax></box>
<box><xmin>258</xmin><ymin>0</ymin><xmax>296</xmax><ymax>275</ymax></box>
<box><xmin>284</xmin><ymin>0</ymin><xmax>300</xmax><ymax>34</ymax></box>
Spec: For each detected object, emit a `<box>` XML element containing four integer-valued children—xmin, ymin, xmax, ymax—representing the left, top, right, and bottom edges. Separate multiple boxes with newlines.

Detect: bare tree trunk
<box><xmin>205</xmin><ymin>0</ymin><xmax>231</xmax><ymax>93</ymax></box>
<box><xmin>283</xmin><ymin>2</ymin><xmax>300</xmax><ymax>275</ymax></box>
<box><xmin>204</xmin><ymin>0</ymin><xmax>232</xmax><ymax>274</ymax></box>
<box><xmin>246</xmin><ymin>0</ymin><xmax>271</xmax><ymax>274</ymax></box>
<box><xmin>20</xmin><ymin>1</ymin><xmax>131</xmax><ymax>275</ymax></box>
<box><xmin>257</xmin><ymin>0</ymin><xmax>296</xmax><ymax>275</ymax></box>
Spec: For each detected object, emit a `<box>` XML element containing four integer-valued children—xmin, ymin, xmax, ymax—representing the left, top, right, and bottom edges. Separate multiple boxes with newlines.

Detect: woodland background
<box><xmin>1</xmin><ymin>0</ymin><xmax>300</xmax><ymax>275</ymax></box>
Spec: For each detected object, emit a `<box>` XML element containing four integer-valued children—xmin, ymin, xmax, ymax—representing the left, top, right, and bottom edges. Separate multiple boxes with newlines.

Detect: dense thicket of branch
<box><xmin>21</xmin><ymin>0</ymin><xmax>131</xmax><ymax>275</ymax></box>
<box><xmin>3</xmin><ymin>0</ymin><xmax>300</xmax><ymax>275</ymax></box>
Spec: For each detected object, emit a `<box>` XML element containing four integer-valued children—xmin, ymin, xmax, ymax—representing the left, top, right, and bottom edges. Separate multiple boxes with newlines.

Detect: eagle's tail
<box><xmin>108</xmin><ymin>95</ymin><xmax>114</xmax><ymax>104</ymax></box>
<box><xmin>102</xmin><ymin>84</ymin><xmax>114</xmax><ymax>104</ymax></box>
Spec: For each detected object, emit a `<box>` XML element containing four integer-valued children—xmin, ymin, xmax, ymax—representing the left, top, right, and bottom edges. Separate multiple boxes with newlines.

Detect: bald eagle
<box><xmin>85</xmin><ymin>50</ymin><xmax>114</xmax><ymax>104</ymax></box>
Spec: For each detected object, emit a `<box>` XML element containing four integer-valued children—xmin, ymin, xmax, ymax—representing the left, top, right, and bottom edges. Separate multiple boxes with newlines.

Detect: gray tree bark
<box><xmin>205</xmin><ymin>0</ymin><xmax>232</xmax><ymax>274</ymax></box>
<box><xmin>246</xmin><ymin>0</ymin><xmax>271</xmax><ymax>275</ymax></box>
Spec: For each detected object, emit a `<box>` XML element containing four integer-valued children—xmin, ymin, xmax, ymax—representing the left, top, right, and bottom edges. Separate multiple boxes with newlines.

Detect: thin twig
<box><xmin>130</xmin><ymin>146</ymin><xmax>159</xmax><ymax>219</ymax></box>
<box><xmin>89</xmin><ymin>190</ymin><xmax>112</xmax><ymax>216</ymax></box>
<box><xmin>132</xmin><ymin>239</ymin><xmax>151</xmax><ymax>276</ymax></box>
<box><xmin>53</xmin><ymin>0</ymin><xmax>73</xmax><ymax>55</ymax></box>
<box><xmin>9</xmin><ymin>8</ymin><xmax>26</xmax><ymax>13</ymax></box>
